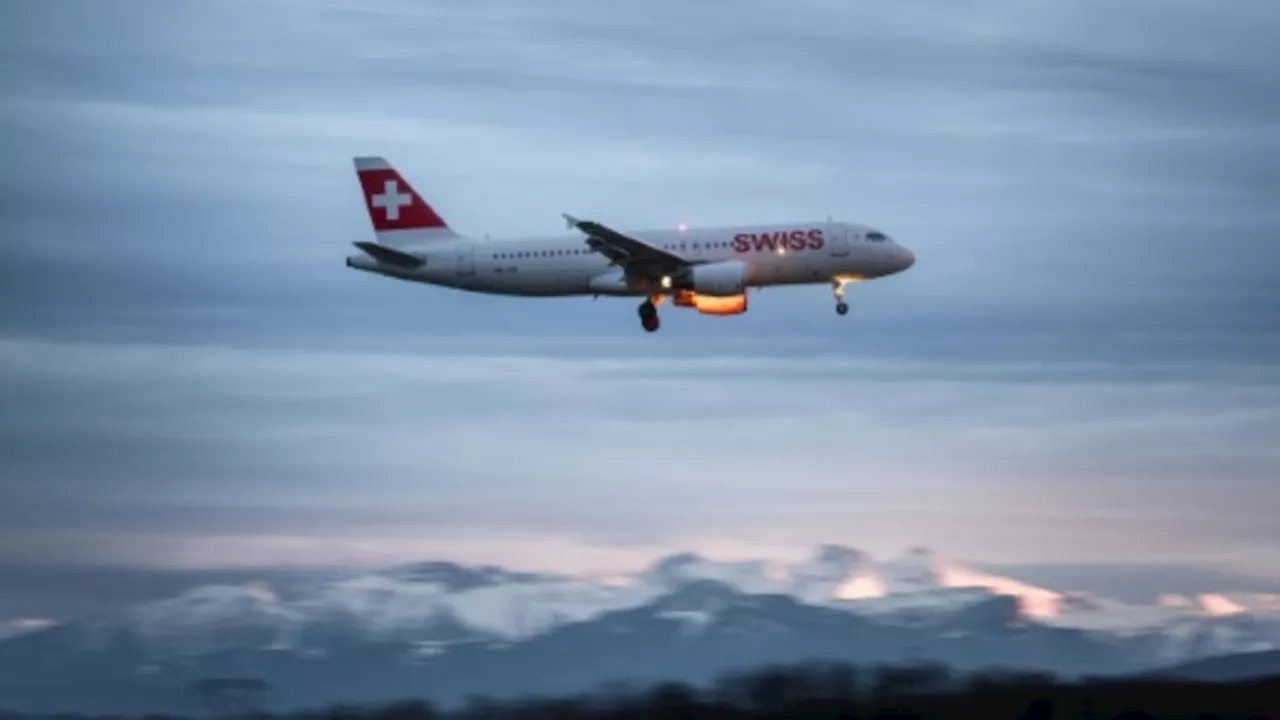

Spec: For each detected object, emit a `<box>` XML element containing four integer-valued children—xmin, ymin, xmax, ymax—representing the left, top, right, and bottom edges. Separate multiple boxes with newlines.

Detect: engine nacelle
<box><xmin>673</xmin><ymin>290</ymin><xmax>748</xmax><ymax>316</ymax></box>
<box><xmin>681</xmin><ymin>260</ymin><xmax>747</xmax><ymax>296</ymax></box>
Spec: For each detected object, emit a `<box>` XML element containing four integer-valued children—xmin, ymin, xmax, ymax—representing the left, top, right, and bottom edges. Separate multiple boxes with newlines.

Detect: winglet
<box><xmin>563</xmin><ymin>213</ymin><xmax>581</xmax><ymax>230</ymax></box>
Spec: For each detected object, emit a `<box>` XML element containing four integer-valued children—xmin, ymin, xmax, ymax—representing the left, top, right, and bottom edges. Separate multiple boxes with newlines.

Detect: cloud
<box><xmin>0</xmin><ymin>618</ymin><xmax>55</xmax><ymax>641</ymax></box>
<box><xmin>977</xmin><ymin>561</ymin><xmax>1280</xmax><ymax>605</ymax></box>
<box><xmin>2</xmin><ymin>0</ymin><xmax>1279</xmax><ymax>347</ymax></box>
<box><xmin>1</xmin><ymin>337</ymin><xmax>1277</xmax><ymax>582</ymax></box>
<box><xmin>1</xmin><ymin>0</ymin><xmax>1279</xmax><ymax>621</ymax></box>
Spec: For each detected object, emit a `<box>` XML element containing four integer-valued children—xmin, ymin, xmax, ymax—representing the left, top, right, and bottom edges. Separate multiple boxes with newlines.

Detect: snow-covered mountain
<box><xmin>2</xmin><ymin>544</ymin><xmax>1277</xmax><ymax>713</ymax></box>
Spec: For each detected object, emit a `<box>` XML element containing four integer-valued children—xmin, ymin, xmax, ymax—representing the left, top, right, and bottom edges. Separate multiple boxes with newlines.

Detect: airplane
<box><xmin>344</xmin><ymin>156</ymin><xmax>915</xmax><ymax>332</ymax></box>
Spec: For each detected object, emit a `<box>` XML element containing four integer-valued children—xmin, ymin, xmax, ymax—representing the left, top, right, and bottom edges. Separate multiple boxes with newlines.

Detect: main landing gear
<box><xmin>832</xmin><ymin>279</ymin><xmax>850</xmax><ymax>316</ymax></box>
<box><xmin>638</xmin><ymin>298</ymin><xmax>661</xmax><ymax>332</ymax></box>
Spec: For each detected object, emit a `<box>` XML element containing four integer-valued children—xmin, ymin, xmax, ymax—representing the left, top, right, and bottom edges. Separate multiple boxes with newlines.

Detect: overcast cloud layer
<box><xmin>1</xmin><ymin>0</ymin><xmax>1278</xmax><ymax>623</ymax></box>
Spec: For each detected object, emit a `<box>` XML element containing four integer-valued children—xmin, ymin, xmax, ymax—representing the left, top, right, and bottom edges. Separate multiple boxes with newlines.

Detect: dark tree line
<box><xmin>3</xmin><ymin>662</ymin><xmax>1278</xmax><ymax>720</ymax></box>
<box><xmin>427</xmin><ymin>663</ymin><xmax>1278</xmax><ymax>720</ymax></box>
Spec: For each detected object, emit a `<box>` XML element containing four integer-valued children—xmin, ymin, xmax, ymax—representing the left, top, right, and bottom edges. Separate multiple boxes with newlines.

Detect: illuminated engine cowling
<box><xmin>683</xmin><ymin>260</ymin><xmax>747</xmax><ymax>296</ymax></box>
<box><xmin>674</xmin><ymin>290</ymin><xmax>748</xmax><ymax>316</ymax></box>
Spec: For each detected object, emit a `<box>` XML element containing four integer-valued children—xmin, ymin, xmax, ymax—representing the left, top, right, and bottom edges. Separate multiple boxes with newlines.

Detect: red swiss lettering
<box><xmin>807</xmin><ymin>228</ymin><xmax>824</xmax><ymax>249</ymax></box>
<box><xmin>751</xmin><ymin>232</ymin><xmax>778</xmax><ymax>251</ymax></box>
<box><xmin>731</xmin><ymin>228</ymin><xmax>826</xmax><ymax>253</ymax></box>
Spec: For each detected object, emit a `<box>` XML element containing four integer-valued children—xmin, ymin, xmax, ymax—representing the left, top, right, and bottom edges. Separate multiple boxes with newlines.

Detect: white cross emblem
<box><xmin>371</xmin><ymin>179</ymin><xmax>412</xmax><ymax>221</ymax></box>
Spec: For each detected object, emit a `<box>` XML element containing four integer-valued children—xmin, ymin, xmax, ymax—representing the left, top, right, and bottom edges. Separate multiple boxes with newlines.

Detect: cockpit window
<box><xmin>866</xmin><ymin>231</ymin><xmax>887</xmax><ymax>242</ymax></box>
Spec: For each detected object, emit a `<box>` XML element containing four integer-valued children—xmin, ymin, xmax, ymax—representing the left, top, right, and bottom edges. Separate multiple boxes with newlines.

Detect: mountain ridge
<box><xmin>2</xmin><ymin>544</ymin><xmax>1278</xmax><ymax>713</ymax></box>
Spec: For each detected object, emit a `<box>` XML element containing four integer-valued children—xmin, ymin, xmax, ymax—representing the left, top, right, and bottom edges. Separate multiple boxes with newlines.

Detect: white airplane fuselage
<box><xmin>346</xmin><ymin>221</ymin><xmax>914</xmax><ymax>298</ymax></box>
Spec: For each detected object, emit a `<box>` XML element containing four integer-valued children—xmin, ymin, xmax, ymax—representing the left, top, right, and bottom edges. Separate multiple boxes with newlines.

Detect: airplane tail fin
<box><xmin>353</xmin><ymin>156</ymin><xmax>458</xmax><ymax>246</ymax></box>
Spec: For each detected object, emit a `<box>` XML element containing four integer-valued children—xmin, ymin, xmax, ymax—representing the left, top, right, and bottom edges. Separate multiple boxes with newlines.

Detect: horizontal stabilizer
<box><xmin>352</xmin><ymin>241</ymin><xmax>425</xmax><ymax>268</ymax></box>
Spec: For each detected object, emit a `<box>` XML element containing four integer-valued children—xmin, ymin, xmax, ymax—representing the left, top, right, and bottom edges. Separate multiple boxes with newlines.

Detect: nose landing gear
<box><xmin>638</xmin><ymin>298</ymin><xmax>660</xmax><ymax>332</ymax></box>
<box><xmin>832</xmin><ymin>279</ymin><xmax>852</xmax><ymax>316</ymax></box>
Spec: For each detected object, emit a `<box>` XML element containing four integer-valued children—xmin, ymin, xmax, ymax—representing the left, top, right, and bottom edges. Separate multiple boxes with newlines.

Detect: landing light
<box><xmin>660</xmin><ymin>275</ymin><xmax>672</xmax><ymax>289</ymax></box>
<box><xmin>677</xmin><ymin>222</ymin><xmax>688</xmax><ymax>232</ymax></box>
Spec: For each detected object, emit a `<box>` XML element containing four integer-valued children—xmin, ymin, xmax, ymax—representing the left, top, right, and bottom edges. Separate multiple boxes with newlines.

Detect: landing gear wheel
<box><xmin>638</xmin><ymin>300</ymin><xmax>660</xmax><ymax>332</ymax></box>
<box><xmin>831</xmin><ymin>279</ymin><xmax>851</xmax><ymax>316</ymax></box>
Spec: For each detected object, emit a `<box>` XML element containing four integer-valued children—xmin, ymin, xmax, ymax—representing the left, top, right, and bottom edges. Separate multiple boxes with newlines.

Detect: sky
<box><xmin>1</xmin><ymin>0</ymin><xmax>1279</xmax><ymax>626</ymax></box>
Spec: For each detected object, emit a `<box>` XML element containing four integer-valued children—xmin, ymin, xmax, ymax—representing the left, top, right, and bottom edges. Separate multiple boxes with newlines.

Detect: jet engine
<box><xmin>673</xmin><ymin>290</ymin><xmax>748</xmax><ymax>316</ymax></box>
<box><xmin>678</xmin><ymin>260</ymin><xmax>747</xmax><ymax>296</ymax></box>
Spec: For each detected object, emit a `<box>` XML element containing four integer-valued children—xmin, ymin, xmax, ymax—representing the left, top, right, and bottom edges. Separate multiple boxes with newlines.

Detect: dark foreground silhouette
<box><xmin>4</xmin><ymin>663</ymin><xmax>1278</xmax><ymax>719</ymax></box>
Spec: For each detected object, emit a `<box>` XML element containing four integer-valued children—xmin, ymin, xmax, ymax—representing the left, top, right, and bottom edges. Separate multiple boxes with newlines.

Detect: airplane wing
<box><xmin>563</xmin><ymin>214</ymin><xmax>690</xmax><ymax>276</ymax></box>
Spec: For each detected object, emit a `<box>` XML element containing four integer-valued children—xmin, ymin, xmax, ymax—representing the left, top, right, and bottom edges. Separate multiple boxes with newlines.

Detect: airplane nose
<box><xmin>901</xmin><ymin>248</ymin><xmax>915</xmax><ymax>270</ymax></box>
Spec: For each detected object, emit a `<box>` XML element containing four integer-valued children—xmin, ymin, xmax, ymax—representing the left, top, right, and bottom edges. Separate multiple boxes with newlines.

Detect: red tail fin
<box><xmin>353</xmin><ymin>156</ymin><xmax>455</xmax><ymax>239</ymax></box>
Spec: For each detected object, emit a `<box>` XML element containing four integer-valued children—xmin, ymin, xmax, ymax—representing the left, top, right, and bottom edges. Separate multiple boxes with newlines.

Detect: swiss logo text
<box><xmin>732</xmin><ymin>229</ymin><xmax>824</xmax><ymax>253</ymax></box>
